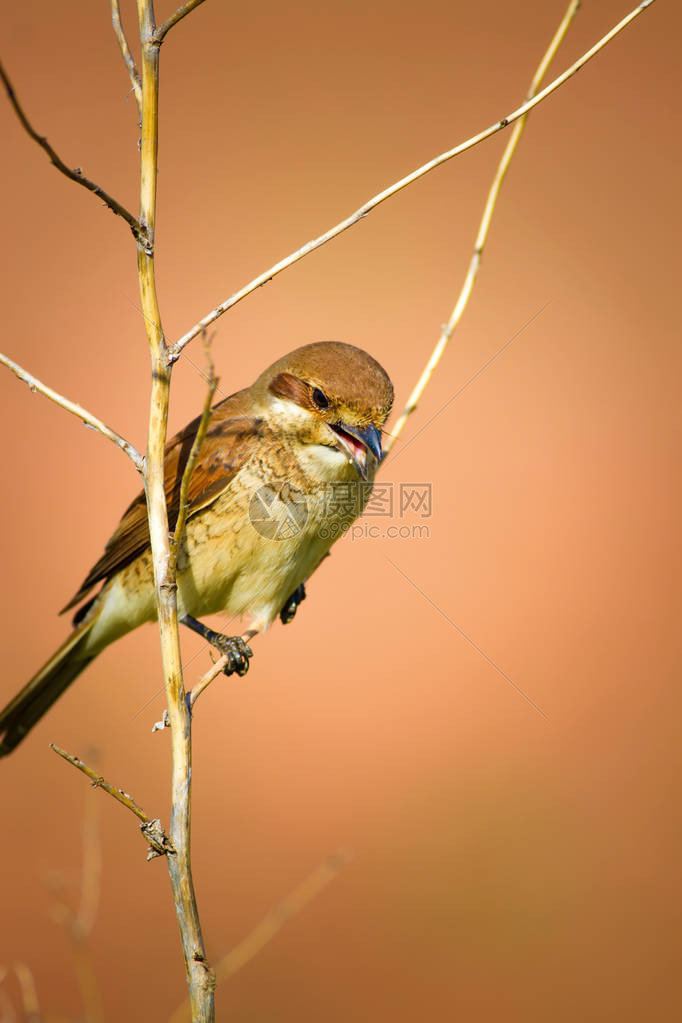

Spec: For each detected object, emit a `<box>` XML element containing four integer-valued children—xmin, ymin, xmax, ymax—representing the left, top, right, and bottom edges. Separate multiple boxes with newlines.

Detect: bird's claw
<box><xmin>213</xmin><ymin>636</ymin><xmax>253</xmax><ymax>676</ymax></box>
<box><xmin>280</xmin><ymin>583</ymin><xmax>306</xmax><ymax>625</ymax></box>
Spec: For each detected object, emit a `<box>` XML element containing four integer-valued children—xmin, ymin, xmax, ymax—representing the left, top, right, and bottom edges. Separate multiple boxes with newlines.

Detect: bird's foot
<box><xmin>180</xmin><ymin>615</ymin><xmax>253</xmax><ymax>676</ymax></box>
<box><xmin>280</xmin><ymin>583</ymin><xmax>306</xmax><ymax>625</ymax></box>
<box><xmin>211</xmin><ymin>634</ymin><xmax>253</xmax><ymax>677</ymax></box>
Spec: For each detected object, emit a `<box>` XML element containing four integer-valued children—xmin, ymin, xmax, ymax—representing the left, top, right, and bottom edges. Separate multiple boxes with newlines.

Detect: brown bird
<box><xmin>0</xmin><ymin>341</ymin><xmax>393</xmax><ymax>757</ymax></box>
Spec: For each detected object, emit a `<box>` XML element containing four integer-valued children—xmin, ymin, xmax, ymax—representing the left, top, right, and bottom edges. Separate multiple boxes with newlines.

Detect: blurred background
<box><xmin>1</xmin><ymin>0</ymin><xmax>680</xmax><ymax>1019</ymax></box>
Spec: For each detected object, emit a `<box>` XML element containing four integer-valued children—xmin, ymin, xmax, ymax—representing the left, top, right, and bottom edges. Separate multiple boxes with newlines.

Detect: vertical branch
<box><xmin>135</xmin><ymin>1</ymin><xmax>214</xmax><ymax>1019</ymax></box>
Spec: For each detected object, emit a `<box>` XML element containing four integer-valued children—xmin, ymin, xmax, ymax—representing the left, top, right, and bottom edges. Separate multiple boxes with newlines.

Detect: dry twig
<box><xmin>167</xmin><ymin>0</ymin><xmax>656</xmax><ymax>362</ymax></box>
<box><xmin>187</xmin><ymin>654</ymin><xmax>230</xmax><ymax>711</ymax></box>
<box><xmin>169</xmin><ymin>850</ymin><xmax>351</xmax><ymax>1023</ymax></box>
<box><xmin>0</xmin><ymin>351</ymin><xmax>144</xmax><ymax>470</ymax></box>
<box><xmin>50</xmin><ymin>744</ymin><xmax>174</xmax><ymax>859</ymax></box>
<box><xmin>0</xmin><ymin>61</ymin><xmax>147</xmax><ymax>247</ymax></box>
<box><xmin>11</xmin><ymin>964</ymin><xmax>40</xmax><ymax>1023</ymax></box>
<box><xmin>385</xmin><ymin>0</ymin><xmax>581</xmax><ymax>452</ymax></box>
<box><xmin>46</xmin><ymin>789</ymin><xmax>104</xmax><ymax>1023</ymax></box>
<box><xmin>154</xmin><ymin>0</ymin><xmax>208</xmax><ymax>43</ymax></box>
<box><xmin>168</xmin><ymin>335</ymin><xmax>219</xmax><ymax>579</ymax></box>
<box><xmin>111</xmin><ymin>0</ymin><xmax>143</xmax><ymax>117</ymax></box>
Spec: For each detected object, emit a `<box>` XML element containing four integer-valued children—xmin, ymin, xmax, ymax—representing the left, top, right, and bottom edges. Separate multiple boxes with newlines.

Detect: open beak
<box><xmin>330</xmin><ymin>422</ymin><xmax>383</xmax><ymax>480</ymax></box>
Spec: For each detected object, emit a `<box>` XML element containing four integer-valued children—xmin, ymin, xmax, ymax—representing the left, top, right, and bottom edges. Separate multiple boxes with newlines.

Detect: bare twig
<box><xmin>135</xmin><ymin>0</ymin><xmax>215</xmax><ymax>1017</ymax></box>
<box><xmin>75</xmin><ymin>788</ymin><xmax>103</xmax><ymax>940</ymax></box>
<box><xmin>169</xmin><ymin>850</ymin><xmax>351</xmax><ymax>1023</ymax></box>
<box><xmin>385</xmin><ymin>0</ymin><xmax>580</xmax><ymax>453</ymax></box>
<box><xmin>63</xmin><ymin>941</ymin><xmax>102</xmax><ymax>1023</ymax></box>
<box><xmin>154</xmin><ymin>0</ymin><xmax>208</xmax><ymax>43</ymax></box>
<box><xmin>47</xmin><ymin>791</ymin><xmax>104</xmax><ymax>1023</ymax></box>
<box><xmin>0</xmin><ymin>971</ymin><xmax>17</xmax><ymax>1023</ymax></box>
<box><xmin>12</xmin><ymin>964</ymin><xmax>39</xmax><ymax>1023</ymax></box>
<box><xmin>186</xmin><ymin>623</ymin><xmax>259</xmax><ymax>711</ymax></box>
<box><xmin>167</xmin><ymin>0</ymin><xmax>656</xmax><ymax>362</ymax></box>
<box><xmin>0</xmin><ymin>350</ymin><xmax>144</xmax><ymax>470</ymax></box>
<box><xmin>50</xmin><ymin>744</ymin><xmax>174</xmax><ymax>859</ymax></box>
<box><xmin>0</xmin><ymin>61</ymin><xmax>147</xmax><ymax>248</ymax></box>
<box><xmin>187</xmin><ymin>655</ymin><xmax>229</xmax><ymax>710</ymax></box>
<box><xmin>168</xmin><ymin>335</ymin><xmax>218</xmax><ymax>579</ymax></box>
<box><xmin>111</xmin><ymin>0</ymin><xmax>143</xmax><ymax>117</ymax></box>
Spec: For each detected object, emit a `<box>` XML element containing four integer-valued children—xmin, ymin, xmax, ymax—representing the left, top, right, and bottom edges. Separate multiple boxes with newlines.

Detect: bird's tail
<box><xmin>0</xmin><ymin>618</ymin><xmax>97</xmax><ymax>757</ymax></box>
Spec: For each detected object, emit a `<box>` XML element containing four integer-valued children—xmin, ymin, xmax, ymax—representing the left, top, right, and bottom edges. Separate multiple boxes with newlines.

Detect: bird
<box><xmin>0</xmin><ymin>341</ymin><xmax>393</xmax><ymax>757</ymax></box>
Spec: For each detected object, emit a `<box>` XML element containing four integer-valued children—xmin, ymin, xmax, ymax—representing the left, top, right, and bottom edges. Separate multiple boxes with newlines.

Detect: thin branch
<box><xmin>0</xmin><ymin>970</ymin><xmax>17</xmax><ymax>1023</ymax></box>
<box><xmin>74</xmin><ymin>789</ymin><xmax>103</xmax><ymax>939</ymax></box>
<box><xmin>168</xmin><ymin>335</ymin><xmax>218</xmax><ymax>580</ymax></box>
<box><xmin>187</xmin><ymin>654</ymin><xmax>229</xmax><ymax>711</ymax></box>
<box><xmin>186</xmin><ymin>625</ymin><xmax>258</xmax><ymax>711</ymax></box>
<box><xmin>111</xmin><ymin>0</ymin><xmax>143</xmax><ymax>118</ymax></box>
<box><xmin>0</xmin><ymin>61</ymin><xmax>148</xmax><ymax>249</ymax></box>
<box><xmin>385</xmin><ymin>0</ymin><xmax>580</xmax><ymax>453</ymax></box>
<box><xmin>12</xmin><ymin>964</ymin><xmax>40</xmax><ymax>1023</ymax></box>
<box><xmin>167</xmin><ymin>0</ymin><xmax>656</xmax><ymax>363</ymax></box>
<box><xmin>136</xmin><ymin>0</ymin><xmax>215</xmax><ymax>1017</ymax></box>
<box><xmin>154</xmin><ymin>0</ymin><xmax>208</xmax><ymax>43</ymax></box>
<box><xmin>0</xmin><ymin>350</ymin><xmax>144</xmax><ymax>471</ymax></box>
<box><xmin>168</xmin><ymin>850</ymin><xmax>351</xmax><ymax>1023</ymax></box>
<box><xmin>51</xmin><ymin>743</ymin><xmax>152</xmax><ymax>821</ymax></box>
<box><xmin>63</xmin><ymin>939</ymin><xmax>103</xmax><ymax>1023</ymax></box>
<box><xmin>50</xmin><ymin>745</ymin><xmax>175</xmax><ymax>859</ymax></box>
<box><xmin>47</xmin><ymin>793</ymin><xmax>104</xmax><ymax>1023</ymax></box>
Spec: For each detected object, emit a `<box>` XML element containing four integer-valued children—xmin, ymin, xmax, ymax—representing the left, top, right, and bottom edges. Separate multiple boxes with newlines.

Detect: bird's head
<box><xmin>257</xmin><ymin>341</ymin><xmax>393</xmax><ymax>480</ymax></box>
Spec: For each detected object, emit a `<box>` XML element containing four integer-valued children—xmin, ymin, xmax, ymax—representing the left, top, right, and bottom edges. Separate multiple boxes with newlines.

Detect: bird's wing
<box><xmin>61</xmin><ymin>390</ymin><xmax>264</xmax><ymax>614</ymax></box>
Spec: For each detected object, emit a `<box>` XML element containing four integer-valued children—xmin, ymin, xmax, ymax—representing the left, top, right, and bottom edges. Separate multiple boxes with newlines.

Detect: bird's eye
<box><xmin>311</xmin><ymin>387</ymin><xmax>330</xmax><ymax>411</ymax></box>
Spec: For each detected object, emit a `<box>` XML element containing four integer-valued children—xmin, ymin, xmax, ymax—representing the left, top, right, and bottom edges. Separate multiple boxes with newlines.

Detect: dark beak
<box><xmin>345</xmin><ymin>423</ymin><xmax>382</xmax><ymax>462</ymax></box>
<box><xmin>330</xmin><ymin>422</ymin><xmax>383</xmax><ymax>480</ymax></box>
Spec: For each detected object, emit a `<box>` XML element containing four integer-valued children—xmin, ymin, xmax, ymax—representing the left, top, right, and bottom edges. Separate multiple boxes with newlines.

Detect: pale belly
<box><xmin>176</xmin><ymin>461</ymin><xmax>370</xmax><ymax>632</ymax></box>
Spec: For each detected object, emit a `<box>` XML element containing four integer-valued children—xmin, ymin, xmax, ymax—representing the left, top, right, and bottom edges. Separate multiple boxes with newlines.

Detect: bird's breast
<box><xmin>176</xmin><ymin>447</ymin><xmax>374</xmax><ymax>631</ymax></box>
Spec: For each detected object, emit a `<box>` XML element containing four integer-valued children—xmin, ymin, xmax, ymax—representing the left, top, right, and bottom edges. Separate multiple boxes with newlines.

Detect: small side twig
<box><xmin>50</xmin><ymin>745</ymin><xmax>174</xmax><ymax>860</ymax></box>
<box><xmin>111</xmin><ymin>0</ymin><xmax>143</xmax><ymax>118</ymax></box>
<box><xmin>168</xmin><ymin>850</ymin><xmax>351</xmax><ymax>1023</ymax></box>
<box><xmin>0</xmin><ymin>971</ymin><xmax>15</xmax><ymax>1023</ymax></box>
<box><xmin>74</xmin><ymin>788</ymin><xmax>102</xmax><ymax>940</ymax></box>
<box><xmin>385</xmin><ymin>0</ymin><xmax>580</xmax><ymax>452</ymax></box>
<box><xmin>0</xmin><ymin>61</ymin><xmax>148</xmax><ymax>248</ymax></box>
<box><xmin>154</xmin><ymin>0</ymin><xmax>208</xmax><ymax>43</ymax></box>
<box><xmin>46</xmin><ymin>789</ymin><xmax>104</xmax><ymax>1023</ymax></box>
<box><xmin>167</xmin><ymin>0</ymin><xmax>656</xmax><ymax>361</ymax></box>
<box><xmin>0</xmin><ymin>351</ymin><xmax>144</xmax><ymax>471</ymax></box>
<box><xmin>168</xmin><ymin>334</ymin><xmax>218</xmax><ymax>579</ymax></box>
<box><xmin>185</xmin><ymin>624</ymin><xmax>260</xmax><ymax>712</ymax></box>
<box><xmin>186</xmin><ymin>655</ymin><xmax>230</xmax><ymax>711</ymax></box>
<box><xmin>12</xmin><ymin>964</ymin><xmax>40</xmax><ymax>1023</ymax></box>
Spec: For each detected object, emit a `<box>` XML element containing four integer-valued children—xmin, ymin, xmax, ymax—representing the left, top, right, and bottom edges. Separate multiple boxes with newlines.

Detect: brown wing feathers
<box><xmin>61</xmin><ymin>394</ymin><xmax>263</xmax><ymax>616</ymax></box>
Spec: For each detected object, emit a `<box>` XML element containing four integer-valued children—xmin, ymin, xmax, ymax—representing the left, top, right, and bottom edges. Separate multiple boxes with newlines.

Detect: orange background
<box><xmin>1</xmin><ymin>1</ymin><xmax>680</xmax><ymax>1020</ymax></box>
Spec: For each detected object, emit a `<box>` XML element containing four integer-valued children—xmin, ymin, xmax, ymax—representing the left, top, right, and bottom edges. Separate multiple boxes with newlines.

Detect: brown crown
<box><xmin>261</xmin><ymin>341</ymin><xmax>393</xmax><ymax>426</ymax></box>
